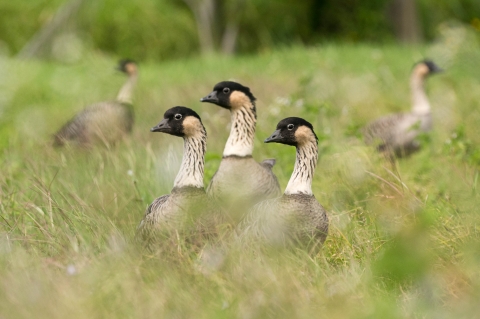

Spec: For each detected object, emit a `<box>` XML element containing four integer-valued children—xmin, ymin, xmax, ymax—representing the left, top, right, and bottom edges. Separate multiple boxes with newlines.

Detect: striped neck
<box><xmin>223</xmin><ymin>101</ymin><xmax>256</xmax><ymax>157</ymax></box>
<box><xmin>173</xmin><ymin>129</ymin><xmax>207</xmax><ymax>189</ymax></box>
<box><xmin>284</xmin><ymin>140</ymin><xmax>318</xmax><ymax>196</ymax></box>
<box><xmin>117</xmin><ymin>73</ymin><xmax>137</xmax><ymax>104</ymax></box>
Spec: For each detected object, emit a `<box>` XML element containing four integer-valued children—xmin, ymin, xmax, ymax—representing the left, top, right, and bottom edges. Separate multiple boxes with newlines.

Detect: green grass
<box><xmin>1</xmin><ymin>37</ymin><xmax>480</xmax><ymax>318</ymax></box>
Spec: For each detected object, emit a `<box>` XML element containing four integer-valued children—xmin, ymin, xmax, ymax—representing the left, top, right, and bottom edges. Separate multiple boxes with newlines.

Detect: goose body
<box><xmin>53</xmin><ymin>59</ymin><xmax>137</xmax><ymax>147</ymax></box>
<box><xmin>206</xmin><ymin>156</ymin><xmax>280</xmax><ymax>209</ymax></box>
<box><xmin>237</xmin><ymin>117</ymin><xmax>329</xmax><ymax>250</ymax></box>
<box><xmin>138</xmin><ymin>187</ymin><xmax>214</xmax><ymax>245</ymax></box>
<box><xmin>200</xmin><ymin>81</ymin><xmax>281</xmax><ymax>209</ymax></box>
<box><xmin>363</xmin><ymin>60</ymin><xmax>442</xmax><ymax>157</ymax></box>
<box><xmin>364</xmin><ymin>112</ymin><xmax>431</xmax><ymax>155</ymax></box>
<box><xmin>241</xmin><ymin>194</ymin><xmax>327</xmax><ymax>248</ymax></box>
<box><xmin>136</xmin><ymin>107</ymin><xmax>220</xmax><ymax>248</ymax></box>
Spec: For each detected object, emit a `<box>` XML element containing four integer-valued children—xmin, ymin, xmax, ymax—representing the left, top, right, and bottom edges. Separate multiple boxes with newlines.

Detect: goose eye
<box><xmin>174</xmin><ymin>114</ymin><xmax>182</xmax><ymax>120</ymax></box>
<box><xmin>223</xmin><ymin>87</ymin><xmax>230</xmax><ymax>94</ymax></box>
<box><xmin>287</xmin><ymin>124</ymin><xmax>294</xmax><ymax>130</ymax></box>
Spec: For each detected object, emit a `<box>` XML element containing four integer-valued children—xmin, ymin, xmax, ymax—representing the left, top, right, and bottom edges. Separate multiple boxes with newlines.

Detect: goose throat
<box><xmin>284</xmin><ymin>142</ymin><xmax>318</xmax><ymax>195</ymax></box>
<box><xmin>223</xmin><ymin>104</ymin><xmax>256</xmax><ymax>157</ymax></box>
<box><xmin>173</xmin><ymin>134</ymin><xmax>206</xmax><ymax>189</ymax></box>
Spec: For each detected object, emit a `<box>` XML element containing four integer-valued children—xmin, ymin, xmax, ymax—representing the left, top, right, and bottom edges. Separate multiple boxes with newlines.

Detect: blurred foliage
<box><xmin>0</xmin><ymin>0</ymin><xmax>479</xmax><ymax>60</ymax></box>
<box><xmin>311</xmin><ymin>0</ymin><xmax>394</xmax><ymax>42</ymax></box>
<box><xmin>444</xmin><ymin>125</ymin><xmax>480</xmax><ymax>167</ymax></box>
<box><xmin>238</xmin><ymin>0</ymin><xmax>315</xmax><ymax>51</ymax></box>
<box><xmin>418</xmin><ymin>0</ymin><xmax>480</xmax><ymax>40</ymax></box>
<box><xmin>77</xmin><ymin>0</ymin><xmax>199</xmax><ymax>61</ymax></box>
<box><xmin>0</xmin><ymin>0</ymin><xmax>64</xmax><ymax>54</ymax></box>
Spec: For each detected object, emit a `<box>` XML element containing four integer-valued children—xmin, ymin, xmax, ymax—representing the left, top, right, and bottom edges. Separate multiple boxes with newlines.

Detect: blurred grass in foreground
<box><xmin>1</xmin><ymin>31</ymin><xmax>480</xmax><ymax>318</ymax></box>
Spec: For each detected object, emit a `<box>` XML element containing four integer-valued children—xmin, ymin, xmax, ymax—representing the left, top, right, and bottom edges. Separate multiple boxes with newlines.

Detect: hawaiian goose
<box><xmin>363</xmin><ymin>60</ymin><xmax>442</xmax><ymax>157</ymax></box>
<box><xmin>237</xmin><ymin>117</ymin><xmax>329</xmax><ymax>251</ymax></box>
<box><xmin>53</xmin><ymin>59</ymin><xmax>137</xmax><ymax>147</ymax></box>
<box><xmin>136</xmin><ymin>106</ymin><xmax>220</xmax><ymax>249</ymax></box>
<box><xmin>200</xmin><ymin>81</ymin><xmax>281</xmax><ymax>212</ymax></box>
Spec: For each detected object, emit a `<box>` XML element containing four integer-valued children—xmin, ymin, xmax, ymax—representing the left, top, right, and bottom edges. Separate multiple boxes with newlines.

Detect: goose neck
<box><xmin>223</xmin><ymin>102</ymin><xmax>256</xmax><ymax>157</ymax></box>
<box><xmin>173</xmin><ymin>130</ymin><xmax>206</xmax><ymax>189</ymax></box>
<box><xmin>410</xmin><ymin>72</ymin><xmax>430</xmax><ymax>115</ymax></box>
<box><xmin>284</xmin><ymin>141</ymin><xmax>318</xmax><ymax>196</ymax></box>
<box><xmin>117</xmin><ymin>73</ymin><xmax>138</xmax><ymax>105</ymax></box>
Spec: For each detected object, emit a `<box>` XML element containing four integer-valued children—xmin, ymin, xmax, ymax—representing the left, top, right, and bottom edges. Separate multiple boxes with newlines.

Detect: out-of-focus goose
<box><xmin>363</xmin><ymin>60</ymin><xmax>443</xmax><ymax>157</ymax></box>
<box><xmin>136</xmin><ymin>106</ymin><xmax>220</xmax><ymax>249</ymax></box>
<box><xmin>237</xmin><ymin>117</ymin><xmax>329</xmax><ymax>251</ymax></box>
<box><xmin>200</xmin><ymin>81</ymin><xmax>281</xmax><ymax>211</ymax></box>
<box><xmin>53</xmin><ymin>59</ymin><xmax>137</xmax><ymax>147</ymax></box>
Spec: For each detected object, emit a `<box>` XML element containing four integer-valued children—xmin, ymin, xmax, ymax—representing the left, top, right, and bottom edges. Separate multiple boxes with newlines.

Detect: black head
<box><xmin>117</xmin><ymin>59</ymin><xmax>137</xmax><ymax>74</ymax></box>
<box><xmin>415</xmin><ymin>59</ymin><xmax>443</xmax><ymax>75</ymax></box>
<box><xmin>200</xmin><ymin>81</ymin><xmax>256</xmax><ymax>109</ymax></box>
<box><xmin>151</xmin><ymin>106</ymin><xmax>203</xmax><ymax>137</ymax></box>
<box><xmin>265</xmin><ymin>117</ymin><xmax>318</xmax><ymax>147</ymax></box>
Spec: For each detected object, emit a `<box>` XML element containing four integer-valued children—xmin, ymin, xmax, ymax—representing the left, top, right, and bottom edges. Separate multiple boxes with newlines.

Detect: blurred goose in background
<box><xmin>236</xmin><ymin>117</ymin><xmax>329</xmax><ymax>251</ymax></box>
<box><xmin>200</xmin><ymin>81</ymin><xmax>281</xmax><ymax>213</ymax></box>
<box><xmin>53</xmin><ymin>59</ymin><xmax>137</xmax><ymax>147</ymax></box>
<box><xmin>363</xmin><ymin>60</ymin><xmax>443</xmax><ymax>157</ymax></box>
<box><xmin>136</xmin><ymin>107</ymin><xmax>220</xmax><ymax>249</ymax></box>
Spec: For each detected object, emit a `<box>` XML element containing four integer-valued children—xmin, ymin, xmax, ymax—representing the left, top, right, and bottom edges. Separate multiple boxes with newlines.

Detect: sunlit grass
<box><xmin>1</xmin><ymin>36</ymin><xmax>480</xmax><ymax>317</ymax></box>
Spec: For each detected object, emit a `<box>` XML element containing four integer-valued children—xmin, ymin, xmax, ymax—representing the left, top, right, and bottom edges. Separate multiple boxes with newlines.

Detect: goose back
<box><xmin>363</xmin><ymin>111</ymin><xmax>431</xmax><ymax>155</ymax></box>
<box><xmin>238</xmin><ymin>194</ymin><xmax>328</xmax><ymax>249</ymax></box>
<box><xmin>207</xmin><ymin>156</ymin><xmax>281</xmax><ymax>209</ymax></box>
<box><xmin>136</xmin><ymin>187</ymin><xmax>221</xmax><ymax>249</ymax></box>
<box><xmin>54</xmin><ymin>101</ymin><xmax>133</xmax><ymax>147</ymax></box>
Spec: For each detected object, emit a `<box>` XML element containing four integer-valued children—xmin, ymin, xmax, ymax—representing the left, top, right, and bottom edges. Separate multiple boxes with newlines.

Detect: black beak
<box><xmin>429</xmin><ymin>63</ymin><xmax>444</xmax><ymax>74</ymax></box>
<box><xmin>432</xmin><ymin>66</ymin><xmax>444</xmax><ymax>73</ymax></box>
<box><xmin>151</xmin><ymin>118</ymin><xmax>170</xmax><ymax>133</ymax></box>
<box><xmin>200</xmin><ymin>91</ymin><xmax>219</xmax><ymax>104</ymax></box>
<box><xmin>264</xmin><ymin>129</ymin><xmax>283</xmax><ymax>143</ymax></box>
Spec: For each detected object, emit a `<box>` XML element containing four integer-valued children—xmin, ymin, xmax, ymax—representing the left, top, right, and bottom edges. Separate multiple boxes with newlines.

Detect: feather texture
<box><xmin>207</xmin><ymin>156</ymin><xmax>281</xmax><ymax>209</ymax></box>
<box><xmin>238</xmin><ymin>194</ymin><xmax>328</xmax><ymax>249</ymax></box>
<box><xmin>54</xmin><ymin>101</ymin><xmax>133</xmax><ymax>147</ymax></box>
<box><xmin>363</xmin><ymin>112</ymin><xmax>431</xmax><ymax>156</ymax></box>
<box><xmin>136</xmin><ymin>187</ymin><xmax>221</xmax><ymax>250</ymax></box>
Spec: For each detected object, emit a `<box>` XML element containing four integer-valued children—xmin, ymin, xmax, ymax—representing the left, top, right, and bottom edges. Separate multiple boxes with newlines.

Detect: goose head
<box><xmin>265</xmin><ymin>117</ymin><xmax>318</xmax><ymax>147</ymax></box>
<box><xmin>117</xmin><ymin>59</ymin><xmax>138</xmax><ymax>76</ymax></box>
<box><xmin>200</xmin><ymin>81</ymin><xmax>256</xmax><ymax>110</ymax></box>
<box><xmin>413</xmin><ymin>60</ymin><xmax>443</xmax><ymax>78</ymax></box>
<box><xmin>151</xmin><ymin>106</ymin><xmax>204</xmax><ymax>138</ymax></box>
